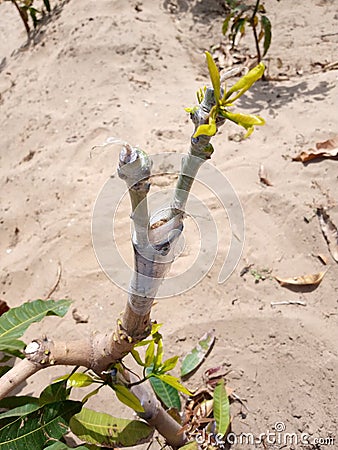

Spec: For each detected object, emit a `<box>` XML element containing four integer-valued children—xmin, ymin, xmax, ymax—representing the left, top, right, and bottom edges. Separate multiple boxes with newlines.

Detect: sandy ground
<box><xmin>0</xmin><ymin>0</ymin><xmax>337</xmax><ymax>448</ymax></box>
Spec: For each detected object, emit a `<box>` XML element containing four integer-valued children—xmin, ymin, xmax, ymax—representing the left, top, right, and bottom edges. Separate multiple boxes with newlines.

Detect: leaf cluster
<box><xmin>187</xmin><ymin>52</ymin><xmax>265</xmax><ymax>139</ymax></box>
<box><xmin>0</xmin><ymin>300</ymin><xmax>231</xmax><ymax>447</ymax></box>
<box><xmin>131</xmin><ymin>323</ymin><xmax>191</xmax><ymax>398</ymax></box>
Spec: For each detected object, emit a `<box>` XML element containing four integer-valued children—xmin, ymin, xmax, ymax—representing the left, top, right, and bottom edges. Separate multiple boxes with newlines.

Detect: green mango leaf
<box><xmin>223</xmin><ymin>63</ymin><xmax>265</xmax><ymax>103</ymax></box>
<box><xmin>70</xmin><ymin>408</ymin><xmax>153</xmax><ymax>447</ymax></box>
<box><xmin>193</xmin><ymin>118</ymin><xmax>217</xmax><ymax>138</ymax></box>
<box><xmin>151</xmin><ymin>323</ymin><xmax>163</xmax><ymax>334</ymax></box>
<box><xmin>29</xmin><ymin>7</ymin><xmax>38</xmax><ymax>28</ymax></box>
<box><xmin>0</xmin><ymin>299</ymin><xmax>71</xmax><ymax>352</ymax></box>
<box><xmin>159</xmin><ymin>355</ymin><xmax>179</xmax><ymax>374</ymax></box>
<box><xmin>151</xmin><ymin>373</ymin><xmax>191</xmax><ymax>396</ymax></box>
<box><xmin>222</xmin><ymin>13</ymin><xmax>233</xmax><ymax>35</ymax></box>
<box><xmin>134</xmin><ymin>339</ymin><xmax>152</xmax><ymax>347</ymax></box>
<box><xmin>54</xmin><ymin>373</ymin><xmax>98</xmax><ymax>389</ymax></box>
<box><xmin>39</xmin><ymin>380</ymin><xmax>69</xmax><ymax>406</ymax></box>
<box><xmin>153</xmin><ymin>335</ymin><xmax>163</xmax><ymax>368</ymax></box>
<box><xmin>261</xmin><ymin>15</ymin><xmax>272</xmax><ymax>57</ymax></box>
<box><xmin>146</xmin><ymin>365</ymin><xmax>181</xmax><ymax>409</ymax></box>
<box><xmin>144</xmin><ymin>340</ymin><xmax>155</xmax><ymax>367</ymax></box>
<box><xmin>43</xmin><ymin>0</ymin><xmax>51</xmax><ymax>12</ymax></box>
<box><xmin>213</xmin><ymin>380</ymin><xmax>230</xmax><ymax>435</ymax></box>
<box><xmin>45</xmin><ymin>442</ymin><xmax>88</xmax><ymax>450</ymax></box>
<box><xmin>205</xmin><ymin>51</ymin><xmax>220</xmax><ymax>103</ymax></box>
<box><xmin>148</xmin><ymin>375</ymin><xmax>181</xmax><ymax>410</ymax></box>
<box><xmin>0</xmin><ymin>395</ymin><xmax>38</xmax><ymax>409</ymax></box>
<box><xmin>0</xmin><ymin>400</ymin><xmax>82</xmax><ymax>450</ymax></box>
<box><xmin>181</xmin><ymin>331</ymin><xmax>215</xmax><ymax>378</ymax></box>
<box><xmin>230</xmin><ymin>17</ymin><xmax>246</xmax><ymax>45</ymax></box>
<box><xmin>131</xmin><ymin>348</ymin><xmax>144</xmax><ymax>366</ymax></box>
<box><xmin>0</xmin><ymin>400</ymin><xmax>40</xmax><ymax>419</ymax></box>
<box><xmin>0</xmin><ymin>339</ymin><xmax>25</xmax><ymax>354</ymax></box>
<box><xmin>113</xmin><ymin>384</ymin><xmax>144</xmax><ymax>412</ymax></box>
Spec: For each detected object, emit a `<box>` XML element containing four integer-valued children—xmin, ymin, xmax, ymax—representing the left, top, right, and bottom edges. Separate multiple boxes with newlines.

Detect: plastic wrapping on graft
<box><xmin>118</xmin><ymin>144</ymin><xmax>152</xmax><ymax>188</ymax></box>
<box><xmin>127</xmin><ymin>292</ymin><xmax>154</xmax><ymax>315</ymax></box>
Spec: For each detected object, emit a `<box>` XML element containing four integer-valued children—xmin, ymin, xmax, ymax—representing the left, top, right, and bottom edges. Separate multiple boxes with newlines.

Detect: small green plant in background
<box><xmin>5</xmin><ymin>0</ymin><xmax>51</xmax><ymax>37</ymax></box>
<box><xmin>223</xmin><ymin>0</ymin><xmax>272</xmax><ymax>65</ymax></box>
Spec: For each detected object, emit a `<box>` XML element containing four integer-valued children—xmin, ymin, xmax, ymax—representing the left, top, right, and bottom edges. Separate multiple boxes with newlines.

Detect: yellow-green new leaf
<box><xmin>159</xmin><ymin>355</ymin><xmax>179</xmax><ymax>373</ymax></box>
<box><xmin>205</xmin><ymin>51</ymin><xmax>221</xmax><ymax>103</ymax></box>
<box><xmin>145</xmin><ymin>340</ymin><xmax>155</xmax><ymax>367</ymax></box>
<box><xmin>193</xmin><ymin>118</ymin><xmax>217</xmax><ymax>138</ymax></box>
<box><xmin>113</xmin><ymin>384</ymin><xmax>144</xmax><ymax>413</ymax></box>
<box><xmin>196</xmin><ymin>86</ymin><xmax>206</xmax><ymax>104</ymax></box>
<box><xmin>151</xmin><ymin>322</ymin><xmax>163</xmax><ymax>335</ymax></box>
<box><xmin>54</xmin><ymin>373</ymin><xmax>97</xmax><ymax>389</ymax></box>
<box><xmin>152</xmin><ymin>373</ymin><xmax>191</xmax><ymax>396</ymax></box>
<box><xmin>222</xmin><ymin>111</ymin><xmax>265</xmax><ymax>136</ymax></box>
<box><xmin>131</xmin><ymin>348</ymin><xmax>144</xmax><ymax>366</ymax></box>
<box><xmin>224</xmin><ymin>63</ymin><xmax>265</xmax><ymax>103</ymax></box>
<box><xmin>185</xmin><ymin>105</ymin><xmax>199</xmax><ymax>114</ymax></box>
<box><xmin>153</xmin><ymin>336</ymin><xmax>163</xmax><ymax>369</ymax></box>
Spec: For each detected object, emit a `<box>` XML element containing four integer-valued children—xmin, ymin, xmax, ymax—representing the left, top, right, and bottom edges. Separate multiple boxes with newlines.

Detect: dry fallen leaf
<box><xmin>293</xmin><ymin>135</ymin><xmax>338</xmax><ymax>162</ymax></box>
<box><xmin>0</xmin><ymin>299</ymin><xmax>10</xmax><ymax>316</ymax></box>
<box><xmin>316</xmin><ymin>136</ymin><xmax>338</xmax><ymax>150</ymax></box>
<box><xmin>275</xmin><ymin>271</ymin><xmax>327</xmax><ymax>287</ymax></box>
<box><xmin>317</xmin><ymin>207</ymin><xmax>338</xmax><ymax>262</ymax></box>
<box><xmin>258</xmin><ymin>164</ymin><xmax>273</xmax><ymax>186</ymax></box>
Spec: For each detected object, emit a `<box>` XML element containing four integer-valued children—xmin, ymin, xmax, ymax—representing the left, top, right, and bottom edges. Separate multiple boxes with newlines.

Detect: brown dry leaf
<box><xmin>316</xmin><ymin>136</ymin><xmax>338</xmax><ymax>150</ymax></box>
<box><xmin>195</xmin><ymin>399</ymin><xmax>214</xmax><ymax>420</ymax></box>
<box><xmin>0</xmin><ymin>299</ymin><xmax>10</xmax><ymax>316</ymax></box>
<box><xmin>317</xmin><ymin>208</ymin><xmax>338</xmax><ymax>262</ymax></box>
<box><xmin>258</xmin><ymin>164</ymin><xmax>273</xmax><ymax>186</ymax></box>
<box><xmin>275</xmin><ymin>271</ymin><xmax>327</xmax><ymax>287</ymax></box>
<box><xmin>293</xmin><ymin>135</ymin><xmax>338</xmax><ymax>162</ymax></box>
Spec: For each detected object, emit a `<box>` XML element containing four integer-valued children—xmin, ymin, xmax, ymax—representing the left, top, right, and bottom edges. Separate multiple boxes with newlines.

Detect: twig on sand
<box><xmin>44</xmin><ymin>262</ymin><xmax>62</xmax><ymax>299</ymax></box>
<box><xmin>270</xmin><ymin>300</ymin><xmax>306</xmax><ymax>307</ymax></box>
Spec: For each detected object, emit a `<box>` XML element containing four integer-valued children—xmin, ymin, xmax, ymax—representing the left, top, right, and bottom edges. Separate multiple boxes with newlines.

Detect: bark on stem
<box><xmin>0</xmin><ymin>359</ymin><xmax>40</xmax><ymax>399</ymax></box>
<box><xmin>0</xmin><ymin>334</ymin><xmax>186</xmax><ymax>446</ymax></box>
<box><xmin>172</xmin><ymin>87</ymin><xmax>225</xmax><ymax>215</ymax></box>
<box><xmin>0</xmin><ymin>85</ymin><xmax>225</xmax><ymax>447</ymax></box>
